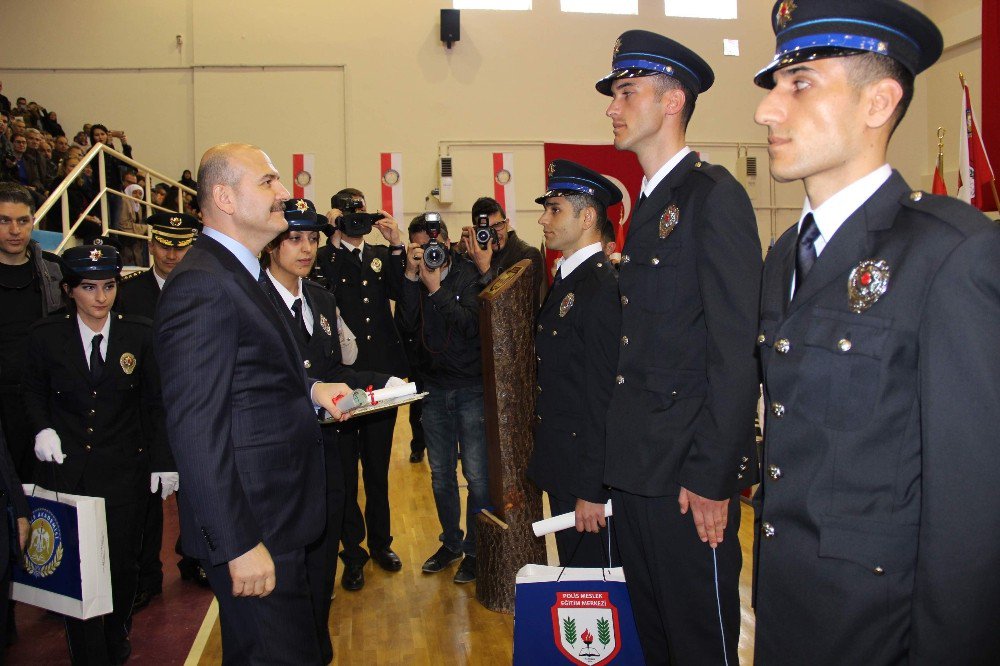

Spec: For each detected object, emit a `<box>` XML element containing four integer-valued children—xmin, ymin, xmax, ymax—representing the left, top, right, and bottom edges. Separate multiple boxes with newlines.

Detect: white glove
<box><xmin>385</xmin><ymin>376</ymin><xmax>407</xmax><ymax>389</ymax></box>
<box><xmin>34</xmin><ymin>428</ymin><xmax>66</xmax><ymax>464</ymax></box>
<box><xmin>336</xmin><ymin>307</ymin><xmax>358</xmax><ymax>366</ymax></box>
<box><xmin>150</xmin><ymin>472</ymin><xmax>180</xmax><ymax>500</ymax></box>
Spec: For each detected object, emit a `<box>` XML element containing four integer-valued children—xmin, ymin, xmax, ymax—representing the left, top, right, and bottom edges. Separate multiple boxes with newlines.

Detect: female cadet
<box><xmin>23</xmin><ymin>240</ymin><xmax>176</xmax><ymax>665</ymax></box>
<box><xmin>262</xmin><ymin>198</ymin><xmax>395</xmax><ymax>664</ymax></box>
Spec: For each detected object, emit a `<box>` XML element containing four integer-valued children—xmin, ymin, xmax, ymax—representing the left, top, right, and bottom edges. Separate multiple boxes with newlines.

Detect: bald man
<box><xmin>155</xmin><ymin>143</ymin><xmax>352</xmax><ymax>664</ymax></box>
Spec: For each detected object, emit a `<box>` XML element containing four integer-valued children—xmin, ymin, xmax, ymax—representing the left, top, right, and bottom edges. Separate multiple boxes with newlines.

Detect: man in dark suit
<box><xmin>314</xmin><ymin>189</ymin><xmax>409</xmax><ymax>590</ymax></box>
<box><xmin>599</xmin><ymin>31</ymin><xmax>763</xmax><ymax>664</ymax></box>
<box><xmin>155</xmin><ymin>143</ymin><xmax>353</xmax><ymax>664</ymax></box>
<box><xmin>526</xmin><ymin>160</ymin><xmax>622</xmax><ymax>567</ymax></box>
<box><xmin>116</xmin><ymin>212</ymin><xmax>204</xmax><ymax>607</ymax></box>
<box><xmin>752</xmin><ymin>2</ymin><xmax>1000</xmax><ymax>663</ymax></box>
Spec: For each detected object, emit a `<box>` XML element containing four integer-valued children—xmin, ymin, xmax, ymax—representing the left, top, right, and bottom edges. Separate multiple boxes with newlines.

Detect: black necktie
<box><xmin>552</xmin><ymin>268</ymin><xmax>563</xmax><ymax>288</ymax></box>
<box><xmin>291</xmin><ymin>298</ymin><xmax>310</xmax><ymax>342</ymax></box>
<box><xmin>794</xmin><ymin>213</ymin><xmax>821</xmax><ymax>293</ymax></box>
<box><xmin>352</xmin><ymin>247</ymin><xmax>361</xmax><ymax>262</ymax></box>
<box><xmin>90</xmin><ymin>334</ymin><xmax>104</xmax><ymax>382</ymax></box>
<box><xmin>636</xmin><ymin>193</ymin><xmax>647</xmax><ymax>211</ymax></box>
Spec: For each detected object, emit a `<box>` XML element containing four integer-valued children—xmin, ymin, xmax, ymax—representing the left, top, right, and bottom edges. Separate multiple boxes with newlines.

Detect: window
<box><xmin>664</xmin><ymin>0</ymin><xmax>737</xmax><ymax>19</ymax></box>
<box><xmin>454</xmin><ymin>0</ymin><xmax>532</xmax><ymax>9</ymax></box>
<box><xmin>562</xmin><ymin>0</ymin><xmax>638</xmax><ymax>15</ymax></box>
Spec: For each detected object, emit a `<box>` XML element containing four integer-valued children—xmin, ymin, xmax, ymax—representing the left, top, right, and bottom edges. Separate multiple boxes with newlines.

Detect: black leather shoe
<box><xmin>131</xmin><ymin>588</ymin><xmax>158</xmax><ymax>613</ymax></box>
<box><xmin>341</xmin><ymin>563</ymin><xmax>365</xmax><ymax>591</ymax></box>
<box><xmin>371</xmin><ymin>548</ymin><xmax>402</xmax><ymax>572</ymax></box>
<box><xmin>178</xmin><ymin>558</ymin><xmax>210</xmax><ymax>588</ymax></box>
<box><xmin>110</xmin><ymin>638</ymin><xmax>132</xmax><ymax>665</ymax></box>
<box><xmin>409</xmin><ymin>450</ymin><xmax>424</xmax><ymax>463</ymax></box>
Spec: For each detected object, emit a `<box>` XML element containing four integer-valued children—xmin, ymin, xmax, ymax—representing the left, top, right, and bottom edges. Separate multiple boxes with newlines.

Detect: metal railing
<box><xmin>34</xmin><ymin>142</ymin><xmax>196</xmax><ymax>259</ymax></box>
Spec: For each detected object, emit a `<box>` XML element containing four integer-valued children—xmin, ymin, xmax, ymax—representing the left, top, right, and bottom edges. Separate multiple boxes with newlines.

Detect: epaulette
<box><xmin>899</xmin><ymin>190</ymin><xmax>997</xmax><ymax>235</ymax></box>
<box><xmin>30</xmin><ymin>314</ymin><xmax>70</xmax><ymax>329</ymax></box>
<box><xmin>120</xmin><ymin>269</ymin><xmax>146</xmax><ymax>282</ymax></box>
<box><xmin>302</xmin><ymin>277</ymin><xmax>324</xmax><ymax>290</ymax></box>
<box><xmin>688</xmin><ymin>160</ymin><xmax>730</xmax><ymax>184</ymax></box>
<box><xmin>113</xmin><ymin>313</ymin><xmax>154</xmax><ymax>327</ymax></box>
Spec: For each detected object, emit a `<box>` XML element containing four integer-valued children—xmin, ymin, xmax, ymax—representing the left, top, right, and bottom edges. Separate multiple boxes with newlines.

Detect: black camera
<box><xmin>332</xmin><ymin>193</ymin><xmax>384</xmax><ymax>237</ymax></box>
<box><xmin>422</xmin><ymin>212</ymin><xmax>448</xmax><ymax>270</ymax></box>
<box><xmin>474</xmin><ymin>213</ymin><xmax>499</xmax><ymax>250</ymax></box>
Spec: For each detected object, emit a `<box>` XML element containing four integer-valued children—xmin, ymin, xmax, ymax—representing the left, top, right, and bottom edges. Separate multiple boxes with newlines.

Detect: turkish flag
<box><xmin>958</xmin><ymin>84</ymin><xmax>998</xmax><ymax>211</ymax></box>
<box><xmin>932</xmin><ymin>166</ymin><xmax>948</xmax><ymax>196</ymax></box>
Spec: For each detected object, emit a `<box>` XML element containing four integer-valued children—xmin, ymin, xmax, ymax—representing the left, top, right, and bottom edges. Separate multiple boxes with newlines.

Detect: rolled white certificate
<box><xmin>531</xmin><ymin>500</ymin><xmax>614</xmax><ymax>537</ymax></box>
<box><xmin>334</xmin><ymin>382</ymin><xmax>418</xmax><ymax>412</ymax></box>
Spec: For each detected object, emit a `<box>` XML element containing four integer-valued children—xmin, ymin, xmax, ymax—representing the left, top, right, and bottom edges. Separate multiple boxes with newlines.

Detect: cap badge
<box><xmin>847</xmin><ymin>259</ymin><xmax>890</xmax><ymax>313</ymax></box>
<box><xmin>169</xmin><ymin>216</ymin><xmax>182</xmax><ymax>227</ymax></box>
<box><xmin>371</xmin><ymin>257</ymin><xmax>383</xmax><ymax>273</ymax></box>
<box><xmin>119</xmin><ymin>352</ymin><xmax>137</xmax><ymax>375</ymax></box>
<box><xmin>296</xmin><ymin>199</ymin><xmax>309</xmax><ymax>212</ymax></box>
<box><xmin>559</xmin><ymin>292</ymin><xmax>575</xmax><ymax>318</ymax></box>
<box><xmin>547</xmin><ymin>162</ymin><xmax>556</xmax><ymax>177</ymax></box>
<box><xmin>776</xmin><ymin>0</ymin><xmax>797</xmax><ymax>29</ymax></box>
<box><xmin>89</xmin><ymin>248</ymin><xmax>103</xmax><ymax>262</ymax></box>
<box><xmin>659</xmin><ymin>204</ymin><xmax>680</xmax><ymax>239</ymax></box>
<box><xmin>613</xmin><ymin>37</ymin><xmax>622</xmax><ymax>60</ymax></box>
<box><xmin>320</xmin><ymin>314</ymin><xmax>332</xmax><ymax>336</ymax></box>
<box><xmin>93</xmin><ymin>238</ymin><xmax>104</xmax><ymax>245</ymax></box>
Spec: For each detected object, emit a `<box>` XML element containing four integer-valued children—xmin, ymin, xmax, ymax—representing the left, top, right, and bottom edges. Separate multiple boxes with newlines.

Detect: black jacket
<box><xmin>527</xmin><ymin>251</ymin><xmax>620</xmax><ymax>504</ymax></box>
<box><xmin>115</xmin><ymin>268</ymin><xmax>160</xmax><ymax>321</ymax></box>
<box><xmin>397</xmin><ymin>254</ymin><xmax>483</xmax><ymax>388</ymax></box>
<box><xmin>23</xmin><ymin>313</ymin><xmax>171</xmax><ymax>507</ymax></box>
<box><xmin>315</xmin><ymin>242</ymin><xmax>409</xmax><ymax>377</ymax></box>
<box><xmin>604</xmin><ymin>152</ymin><xmax>763</xmax><ymax>500</ymax></box>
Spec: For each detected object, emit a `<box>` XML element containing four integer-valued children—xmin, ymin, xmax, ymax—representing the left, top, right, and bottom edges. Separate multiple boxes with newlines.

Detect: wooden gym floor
<box><xmin>193</xmin><ymin>402</ymin><xmax>757</xmax><ymax>665</ymax></box>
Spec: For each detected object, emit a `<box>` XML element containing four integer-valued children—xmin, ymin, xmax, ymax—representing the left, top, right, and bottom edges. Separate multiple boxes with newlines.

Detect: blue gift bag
<box><xmin>513</xmin><ymin>565</ymin><xmax>645</xmax><ymax>665</ymax></box>
<box><xmin>11</xmin><ymin>486</ymin><xmax>112</xmax><ymax>619</ymax></box>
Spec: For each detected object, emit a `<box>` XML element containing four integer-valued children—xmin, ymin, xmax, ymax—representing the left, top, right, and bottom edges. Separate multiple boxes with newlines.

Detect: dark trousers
<box><xmin>548</xmin><ymin>494</ymin><xmax>618</xmax><ymax>568</ymax></box>
<box><xmin>0</xmin><ymin>388</ymin><xmax>36</xmax><ymax>484</ymax></box>
<box><xmin>338</xmin><ymin>408</ymin><xmax>397</xmax><ymax>564</ymax></box>
<box><xmin>610</xmin><ymin>489</ymin><xmax>741</xmax><ymax>666</ymax></box>
<box><xmin>64</xmin><ymin>500</ymin><xmax>142</xmax><ymax>665</ymax></box>
<box><xmin>136</xmin><ymin>491</ymin><xmax>163</xmax><ymax>594</ymax></box>
<box><xmin>204</xmin><ymin>548</ymin><xmax>322</xmax><ymax>665</ymax></box>
<box><xmin>305</xmin><ymin>428</ymin><xmax>345</xmax><ymax>665</ymax></box>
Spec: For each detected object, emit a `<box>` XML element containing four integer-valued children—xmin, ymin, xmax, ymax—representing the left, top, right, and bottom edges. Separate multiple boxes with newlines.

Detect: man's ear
<box><xmin>866</xmin><ymin>77</ymin><xmax>904</xmax><ymax>131</ymax></box>
<box><xmin>662</xmin><ymin>86</ymin><xmax>686</xmax><ymax>120</ymax></box>
<box><xmin>213</xmin><ymin>184</ymin><xmax>236</xmax><ymax>216</ymax></box>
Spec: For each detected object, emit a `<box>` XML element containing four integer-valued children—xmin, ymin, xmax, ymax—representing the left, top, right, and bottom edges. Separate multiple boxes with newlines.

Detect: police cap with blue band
<box><xmin>754</xmin><ymin>0</ymin><xmax>943</xmax><ymax>89</ymax></box>
<box><xmin>283</xmin><ymin>198</ymin><xmax>329</xmax><ymax>233</ymax></box>
<box><xmin>536</xmin><ymin>160</ymin><xmax>624</xmax><ymax>209</ymax></box>
<box><xmin>147</xmin><ymin>212</ymin><xmax>201</xmax><ymax>248</ymax></box>
<box><xmin>61</xmin><ymin>238</ymin><xmax>123</xmax><ymax>280</ymax></box>
<box><xmin>596</xmin><ymin>30</ymin><xmax>714</xmax><ymax>97</ymax></box>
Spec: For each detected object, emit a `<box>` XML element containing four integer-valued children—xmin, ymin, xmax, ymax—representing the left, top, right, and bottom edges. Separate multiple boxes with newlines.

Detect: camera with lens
<box><xmin>332</xmin><ymin>193</ymin><xmax>384</xmax><ymax>237</ymax></box>
<box><xmin>474</xmin><ymin>213</ymin><xmax>499</xmax><ymax>250</ymax></box>
<box><xmin>422</xmin><ymin>213</ymin><xmax>448</xmax><ymax>270</ymax></box>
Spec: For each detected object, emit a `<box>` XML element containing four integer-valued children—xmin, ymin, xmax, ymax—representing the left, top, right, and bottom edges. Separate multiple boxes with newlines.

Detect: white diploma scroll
<box><xmin>531</xmin><ymin>500</ymin><xmax>614</xmax><ymax>537</ymax></box>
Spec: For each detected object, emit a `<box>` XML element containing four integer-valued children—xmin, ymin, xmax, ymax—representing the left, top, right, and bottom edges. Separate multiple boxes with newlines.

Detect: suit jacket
<box><xmin>315</xmin><ymin>242</ymin><xmax>409</xmax><ymax>376</ymax></box>
<box><xmin>155</xmin><ymin>234</ymin><xmax>325</xmax><ymax>565</ymax></box>
<box><xmin>0</xmin><ymin>423</ymin><xmax>29</xmax><ymax>574</ymax></box>
<box><xmin>22</xmin><ymin>313</ymin><xmax>170</xmax><ymax>507</ymax></box>
<box><xmin>115</xmin><ymin>269</ymin><xmax>160</xmax><ymax>321</ymax></box>
<box><xmin>753</xmin><ymin>173</ymin><xmax>1000</xmax><ymax>665</ymax></box>
<box><xmin>604</xmin><ymin>152</ymin><xmax>763</xmax><ymax>499</ymax></box>
<box><xmin>527</xmin><ymin>251</ymin><xmax>620</xmax><ymax>504</ymax></box>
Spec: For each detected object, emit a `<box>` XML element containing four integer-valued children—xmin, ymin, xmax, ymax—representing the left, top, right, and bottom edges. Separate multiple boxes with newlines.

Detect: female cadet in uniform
<box><xmin>262</xmin><ymin>199</ymin><xmax>394</xmax><ymax>664</ymax></box>
<box><xmin>22</xmin><ymin>240</ymin><xmax>176</xmax><ymax>665</ymax></box>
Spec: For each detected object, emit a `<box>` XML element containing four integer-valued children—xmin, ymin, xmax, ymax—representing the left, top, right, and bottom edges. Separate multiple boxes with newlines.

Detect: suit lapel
<box><xmin>788</xmin><ymin>173</ymin><xmax>908</xmax><ymax>315</ymax></box>
<box><xmin>64</xmin><ymin>317</ymin><xmax>92</xmax><ymax>383</ymax></box>
<box><xmin>102</xmin><ymin>318</ymin><xmax>127</xmax><ymax>386</ymax></box>
<box><xmin>626</xmin><ymin>152</ymin><xmax>698</xmax><ymax>243</ymax></box>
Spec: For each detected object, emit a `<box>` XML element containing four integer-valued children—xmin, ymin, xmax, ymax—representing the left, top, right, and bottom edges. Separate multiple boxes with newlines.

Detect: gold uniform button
<box><xmin>768</xmin><ymin>464</ymin><xmax>783</xmax><ymax>480</ymax></box>
<box><xmin>363</xmin><ymin>297</ymin><xmax>370</xmax><ymax>304</ymax></box>
<box><xmin>621</xmin><ymin>336</ymin><xmax>629</xmax><ymax>346</ymax></box>
<box><xmin>771</xmin><ymin>402</ymin><xmax>786</xmax><ymax>418</ymax></box>
<box><xmin>538</xmin><ymin>324</ymin><xmax>543</xmax><ymax>332</ymax></box>
<box><xmin>621</xmin><ymin>296</ymin><xmax>629</xmax><ymax>306</ymax></box>
<box><xmin>86</xmin><ymin>427</ymin><xmax>94</xmax><ymax>434</ymax></box>
<box><xmin>89</xmin><ymin>409</ymin><xmax>96</xmax><ymax>416</ymax></box>
<box><xmin>303</xmin><ymin>360</ymin><xmax>312</xmax><ymax>369</ymax></box>
<box><xmin>362</xmin><ymin>280</ymin><xmax>368</xmax><ymax>286</ymax></box>
<box><xmin>695</xmin><ymin>161</ymin><xmax>703</xmax><ymax>168</ymax></box>
<box><xmin>873</xmin><ymin>566</ymin><xmax>885</xmax><ymax>576</ymax></box>
<box><xmin>366</xmin><ymin>335</ymin><xmax>372</xmax><ymax>341</ymax></box>
<box><xmin>365</xmin><ymin>317</ymin><xmax>371</xmax><ymax>323</ymax></box>
<box><xmin>775</xmin><ymin>338</ymin><xmax>790</xmax><ymax>354</ymax></box>
<box><xmin>762</xmin><ymin>522</ymin><xmax>775</xmax><ymax>538</ymax></box>
<box><xmin>536</xmin><ymin>386</ymin><xmax>542</xmax><ymax>394</ymax></box>
<box><xmin>757</xmin><ymin>333</ymin><xmax>766</xmax><ymax>345</ymax></box>
<box><xmin>616</xmin><ymin>375</ymin><xmax>625</xmax><ymax>385</ymax></box>
<box><xmin>909</xmin><ymin>191</ymin><xmax>923</xmax><ymax>202</ymax></box>
<box><xmin>651</xmin><ymin>257</ymin><xmax>660</xmax><ymax>266</ymax></box>
<box><xmin>838</xmin><ymin>338</ymin><xmax>852</xmax><ymax>352</ymax></box>
<box><xmin>535</xmin><ymin>414</ymin><xmax>542</xmax><ymax>423</ymax></box>
<box><xmin>91</xmin><ymin>391</ymin><xmax>98</xmax><ymax>398</ymax></box>
<box><xmin>622</xmin><ymin>255</ymin><xmax>631</xmax><ymax>264</ymax></box>
<box><xmin>85</xmin><ymin>445</ymin><xmax>92</xmax><ymax>451</ymax></box>
<box><xmin>551</xmin><ymin>330</ymin><xmax>558</xmax><ymax>336</ymax></box>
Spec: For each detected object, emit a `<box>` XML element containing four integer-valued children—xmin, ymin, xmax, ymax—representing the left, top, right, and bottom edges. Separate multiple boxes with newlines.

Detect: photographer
<box><xmin>397</xmin><ymin>214</ymin><xmax>489</xmax><ymax>584</ymax></box>
<box><xmin>314</xmin><ymin>187</ymin><xmax>409</xmax><ymax>591</ymax></box>
<box><xmin>462</xmin><ymin>196</ymin><xmax>545</xmax><ymax>300</ymax></box>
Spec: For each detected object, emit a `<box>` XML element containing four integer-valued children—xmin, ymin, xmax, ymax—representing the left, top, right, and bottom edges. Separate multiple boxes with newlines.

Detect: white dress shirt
<box><xmin>641</xmin><ymin>146</ymin><xmax>693</xmax><ymax>197</ymax></box>
<box><xmin>77</xmin><ymin>314</ymin><xmax>110</xmax><ymax>370</ymax></box>
<box><xmin>558</xmin><ymin>242</ymin><xmax>604</xmax><ymax>280</ymax></box>
<box><xmin>267</xmin><ymin>270</ymin><xmax>314</xmax><ymax>333</ymax></box>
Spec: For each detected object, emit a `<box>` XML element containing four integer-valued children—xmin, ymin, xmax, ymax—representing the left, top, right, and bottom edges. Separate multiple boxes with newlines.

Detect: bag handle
<box><xmin>31</xmin><ymin>461</ymin><xmax>62</xmax><ymax>503</ymax></box>
<box><xmin>555</xmin><ymin>512</ymin><xmax>614</xmax><ymax>582</ymax></box>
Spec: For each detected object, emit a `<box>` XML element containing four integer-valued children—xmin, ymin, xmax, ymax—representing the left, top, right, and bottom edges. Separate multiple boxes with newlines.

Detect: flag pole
<box><xmin>937</xmin><ymin>127</ymin><xmax>945</xmax><ymax>176</ymax></box>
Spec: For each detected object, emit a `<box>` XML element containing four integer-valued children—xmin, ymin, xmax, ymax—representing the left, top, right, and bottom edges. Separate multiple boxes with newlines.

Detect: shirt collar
<box><xmin>266</xmin><ymin>269</ymin><xmax>303</xmax><ymax>311</ymax></box>
<box><xmin>800</xmin><ymin>164</ymin><xmax>893</xmax><ymax>253</ymax></box>
<box><xmin>201</xmin><ymin>226</ymin><xmax>264</xmax><ymax>280</ymax></box>
<box><xmin>341</xmin><ymin>239</ymin><xmax>365</xmax><ymax>255</ymax></box>
<box><xmin>558</xmin><ymin>242</ymin><xmax>604</xmax><ymax>279</ymax></box>
<box><xmin>77</xmin><ymin>313</ymin><xmax>110</xmax><ymax>342</ymax></box>
<box><xmin>641</xmin><ymin>146</ymin><xmax>693</xmax><ymax>197</ymax></box>
<box><xmin>152</xmin><ymin>270</ymin><xmax>166</xmax><ymax>290</ymax></box>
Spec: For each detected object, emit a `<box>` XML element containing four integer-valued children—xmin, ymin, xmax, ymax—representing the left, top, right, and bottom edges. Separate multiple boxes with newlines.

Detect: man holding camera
<box><xmin>463</xmin><ymin>196</ymin><xmax>545</xmax><ymax>300</ymax></box>
<box><xmin>397</xmin><ymin>214</ymin><xmax>489</xmax><ymax>584</ymax></box>
<box><xmin>315</xmin><ymin>188</ymin><xmax>409</xmax><ymax>591</ymax></box>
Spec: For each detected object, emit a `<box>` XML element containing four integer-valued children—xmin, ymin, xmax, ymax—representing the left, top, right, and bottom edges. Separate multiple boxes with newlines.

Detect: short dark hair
<box><xmin>0</xmin><ymin>182</ymin><xmax>36</xmax><ymax>213</ymax></box>
<box><xmin>471</xmin><ymin>197</ymin><xmax>505</xmax><ymax>222</ymax></box>
<box><xmin>408</xmin><ymin>214</ymin><xmax>449</xmax><ymax>241</ymax></box>
<box><xmin>842</xmin><ymin>53</ymin><xmax>914</xmax><ymax>138</ymax></box>
<box><xmin>563</xmin><ymin>192</ymin><xmax>610</xmax><ymax>242</ymax></box>
<box><xmin>332</xmin><ymin>188</ymin><xmax>365</xmax><ymax>209</ymax></box>
<box><xmin>650</xmin><ymin>74</ymin><xmax>696</xmax><ymax>131</ymax></box>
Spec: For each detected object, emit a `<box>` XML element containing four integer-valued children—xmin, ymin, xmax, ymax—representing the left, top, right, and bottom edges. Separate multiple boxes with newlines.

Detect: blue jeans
<box><xmin>421</xmin><ymin>384</ymin><xmax>490</xmax><ymax>556</ymax></box>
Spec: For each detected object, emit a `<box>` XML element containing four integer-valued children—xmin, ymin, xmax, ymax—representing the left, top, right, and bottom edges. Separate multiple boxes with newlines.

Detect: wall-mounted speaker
<box><xmin>441</xmin><ymin>9</ymin><xmax>460</xmax><ymax>49</ymax></box>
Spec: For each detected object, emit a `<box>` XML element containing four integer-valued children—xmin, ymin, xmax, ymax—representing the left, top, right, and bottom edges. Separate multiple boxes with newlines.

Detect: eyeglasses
<box><xmin>489</xmin><ymin>219</ymin><xmax>508</xmax><ymax>230</ymax></box>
